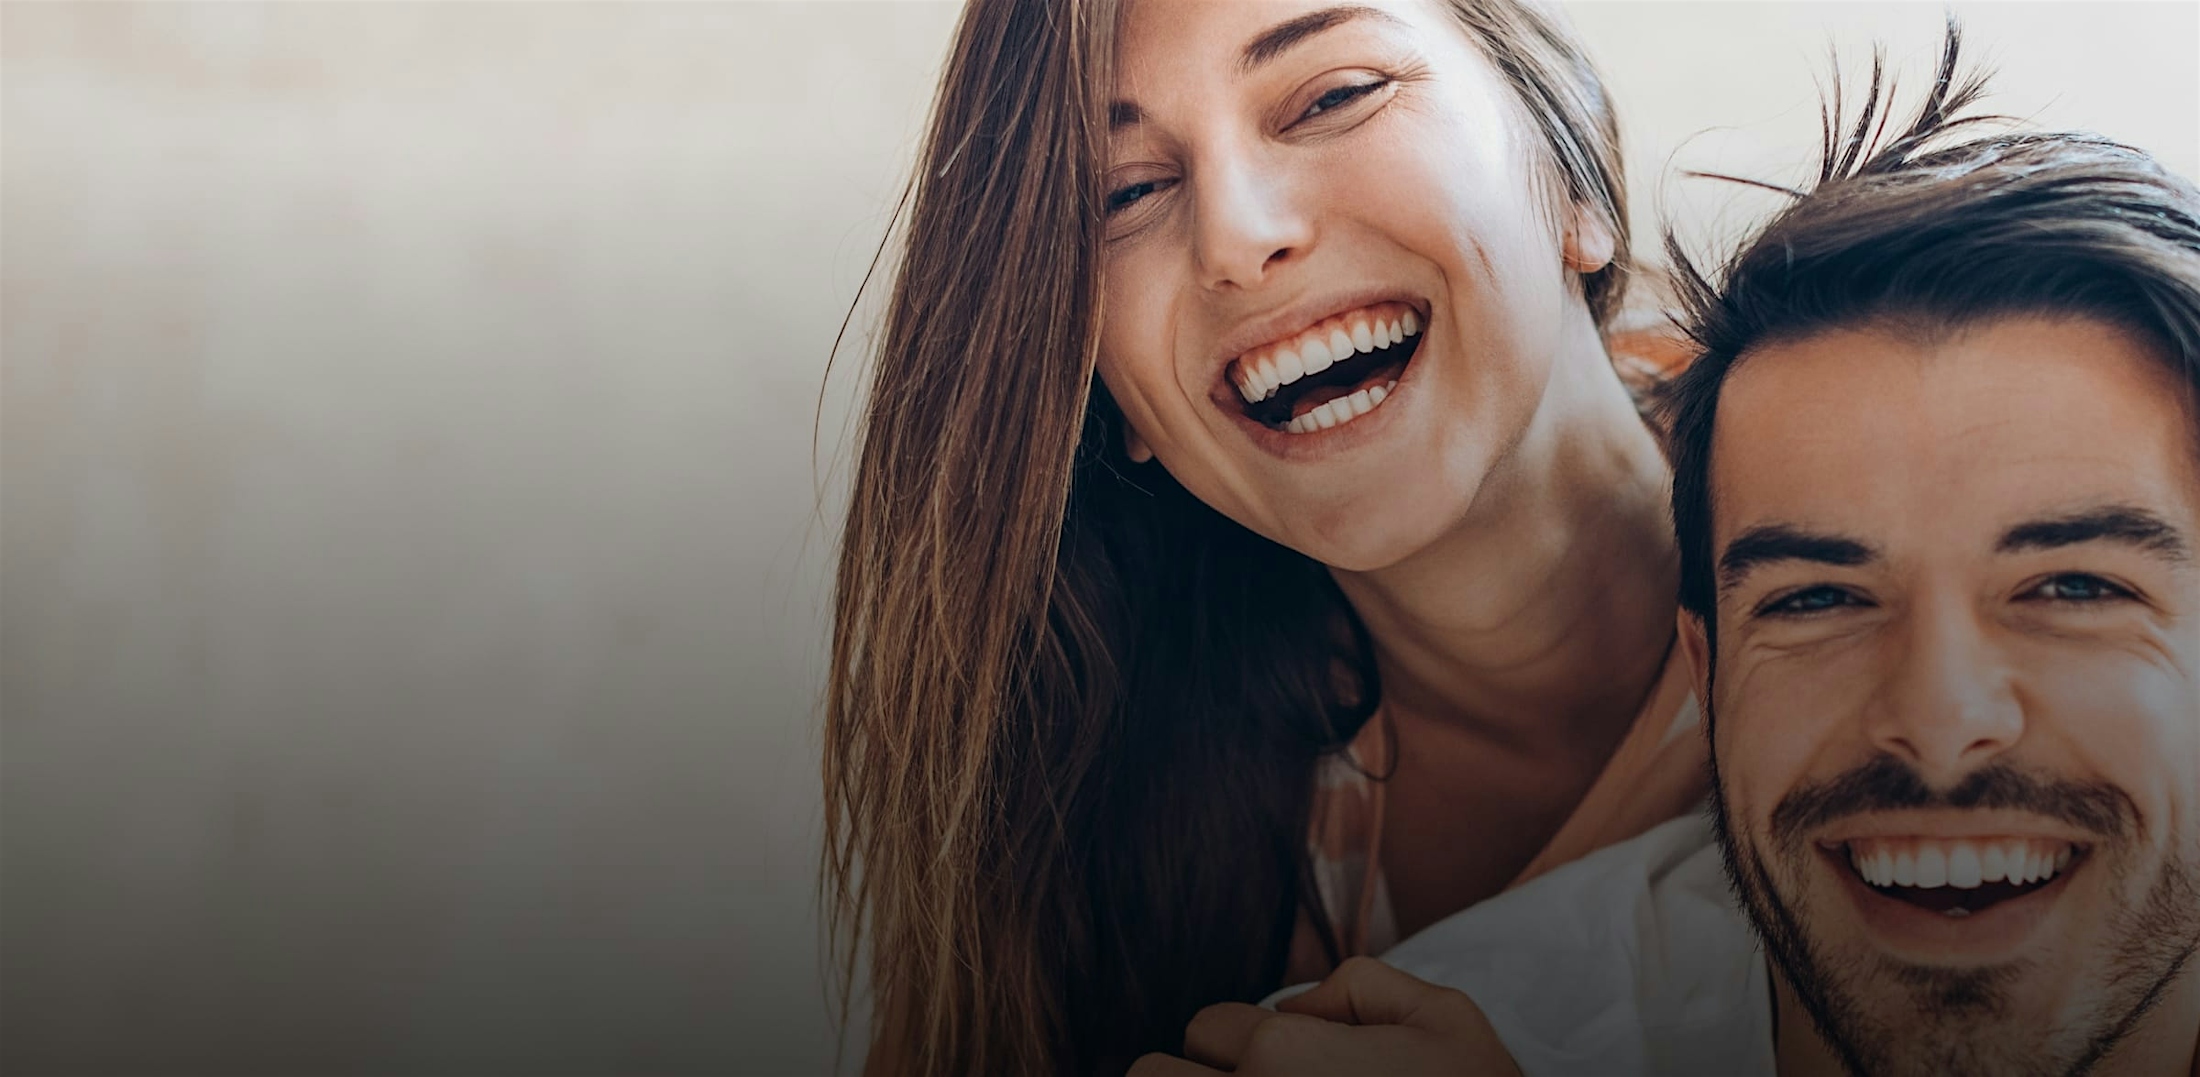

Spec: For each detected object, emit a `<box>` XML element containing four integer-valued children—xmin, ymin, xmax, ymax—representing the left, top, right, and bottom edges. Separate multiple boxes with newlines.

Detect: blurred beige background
<box><xmin>2</xmin><ymin>2</ymin><xmax>2193</xmax><ymax>1074</ymax></box>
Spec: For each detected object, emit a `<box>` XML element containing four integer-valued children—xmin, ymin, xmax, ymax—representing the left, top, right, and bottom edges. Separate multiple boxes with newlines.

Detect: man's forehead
<box><xmin>1707</xmin><ymin>316</ymin><xmax>2200</xmax><ymax>552</ymax></box>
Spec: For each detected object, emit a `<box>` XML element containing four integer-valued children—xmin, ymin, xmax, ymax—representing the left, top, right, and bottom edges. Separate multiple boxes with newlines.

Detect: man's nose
<box><xmin>1863</xmin><ymin>595</ymin><xmax>2025</xmax><ymax>784</ymax></box>
<box><xmin>1191</xmin><ymin>152</ymin><xmax>1312</xmax><ymax>292</ymax></box>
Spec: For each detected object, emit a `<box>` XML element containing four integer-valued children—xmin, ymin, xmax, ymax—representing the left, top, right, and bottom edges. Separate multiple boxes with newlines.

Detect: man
<box><xmin>1132</xmin><ymin>39</ymin><xmax>2200</xmax><ymax>1077</ymax></box>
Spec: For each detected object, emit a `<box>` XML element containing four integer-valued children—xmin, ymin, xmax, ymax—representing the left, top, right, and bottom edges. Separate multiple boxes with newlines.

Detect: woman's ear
<box><xmin>1562</xmin><ymin>206</ymin><xmax>1617</xmax><ymax>274</ymax></box>
<box><xmin>1123</xmin><ymin>420</ymin><xmax>1154</xmax><ymax>464</ymax></box>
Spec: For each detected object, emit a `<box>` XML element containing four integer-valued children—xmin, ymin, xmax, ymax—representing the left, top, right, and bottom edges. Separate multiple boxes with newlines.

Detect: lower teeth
<box><xmin>1281</xmin><ymin>378</ymin><xmax>1399</xmax><ymax>434</ymax></box>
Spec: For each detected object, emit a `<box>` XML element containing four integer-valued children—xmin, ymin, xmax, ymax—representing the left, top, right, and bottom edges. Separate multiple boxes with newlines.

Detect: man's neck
<box><xmin>1769</xmin><ymin>959</ymin><xmax>2200</xmax><ymax>1076</ymax></box>
<box><xmin>1329</xmin><ymin>320</ymin><xmax>1678</xmax><ymax>757</ymax></box>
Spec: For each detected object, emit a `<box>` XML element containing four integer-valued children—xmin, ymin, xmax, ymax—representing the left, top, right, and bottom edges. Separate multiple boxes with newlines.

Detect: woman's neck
<box><xmin>1330</xmin><ymin>318</ymin><xmax>1679</xmax><ymax>757</ymax></box>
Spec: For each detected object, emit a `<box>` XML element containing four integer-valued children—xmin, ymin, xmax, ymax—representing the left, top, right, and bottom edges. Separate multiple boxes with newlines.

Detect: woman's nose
<box><xmin>1190</xmin><ymin>153</ymin><xmax>1312</xmax><ymax>291</ymax></box>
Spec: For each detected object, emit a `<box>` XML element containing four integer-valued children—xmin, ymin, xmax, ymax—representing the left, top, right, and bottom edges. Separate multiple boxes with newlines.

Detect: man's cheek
<box><xmin>2026</xmin><ymin>668</ymin><xmax>2198</xmax><ymax>845</ymax></box>
<box><xmin>1719</xmin><ymin>711</ymin><xmax>1822</xmax><ymax>827</ymax></box>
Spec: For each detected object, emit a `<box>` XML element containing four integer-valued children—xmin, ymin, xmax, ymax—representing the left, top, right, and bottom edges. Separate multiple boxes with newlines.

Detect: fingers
<box><xmin>1274</xmin><ymin>960</ymin><xmax>1523</xmax><ymax>1077</ymax></box>
<box><xmin>1125</xmin><ymin>1051</ymin><xmax>1225</xmax><ymax>1077</ymax></box>
<box><xmin>1182</xmin><ymin>1002</ymin><xmax>1278</xmax><ymax>1069</ymax></box>
<box><xmin>1276</xmin><ymin>957</ymin><xmax>1478</xmax><ymax>1029</ymax></box>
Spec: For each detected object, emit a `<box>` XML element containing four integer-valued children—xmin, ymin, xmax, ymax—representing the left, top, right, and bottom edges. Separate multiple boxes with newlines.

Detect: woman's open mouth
<box><xmin>1834</xmin><ymin>836</ymin><xmax>2083</xmax><ymax>918</ymax></box>
<box><xmin>1229</xmin><ymin>301</ymin><xmax>1423</xmax><ymax>434</ymax></box>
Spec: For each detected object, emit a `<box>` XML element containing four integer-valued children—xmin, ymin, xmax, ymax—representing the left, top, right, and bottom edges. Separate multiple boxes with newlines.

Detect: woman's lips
<box><xmin>1229</xmin><ymin>301</ymin><xmax>1422</xmax><ymax>404</ymax></box>
<box><xmin>1226</xmin><ymin>304</ymin><xmax>1425</xmax><ymax>435</ymax></box>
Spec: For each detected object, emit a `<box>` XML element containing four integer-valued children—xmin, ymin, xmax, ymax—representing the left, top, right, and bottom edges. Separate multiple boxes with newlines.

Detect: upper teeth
<box><xmin>1233</xmin><ymin>302</ymin><xmax>1421</xmax><ymax>404</ymax></box>
<box><xmin>1846</xmin><ymin>837</ymin><xmax>2075</xmax><ymax>890</ymax></box>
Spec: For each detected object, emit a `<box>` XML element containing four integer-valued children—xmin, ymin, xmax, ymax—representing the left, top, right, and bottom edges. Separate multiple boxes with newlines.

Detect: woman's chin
<box><xmin>1266</xmin><ymin>495</ymin><xmax>1465</xmax><ymax>575</ymax></box>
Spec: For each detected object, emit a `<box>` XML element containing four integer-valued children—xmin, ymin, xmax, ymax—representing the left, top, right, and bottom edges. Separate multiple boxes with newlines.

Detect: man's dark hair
<box><xmin>1656</xmin><ymin>25</ymin><xmax>2200</xmax><ymax>657</ymax></box>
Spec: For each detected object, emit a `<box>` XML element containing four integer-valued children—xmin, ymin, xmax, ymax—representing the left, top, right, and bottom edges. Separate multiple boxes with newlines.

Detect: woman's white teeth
<box><xmin>1232</xmin><ymin>302</ymin><xmax>1423</xmax><ymax>404</ymax></box>
<box><xmin>1280</xmin><ymin>380</ymin><xmax>1395</xmax><ymax>434</ymax></box>
<box><xmin>1326</xmin><ymin>328</ymin><xmax>1354</xmax><ymax>364</ymax></box>
<box><xmin>1846</xmin><ymin>837</ymin><xmax>2077</xmax><ymax>890</ymax></box>
<box><xmin>1302</xmin><ymin>337</ymin><xmax>1336</xmax><ymax>377</ymax></box>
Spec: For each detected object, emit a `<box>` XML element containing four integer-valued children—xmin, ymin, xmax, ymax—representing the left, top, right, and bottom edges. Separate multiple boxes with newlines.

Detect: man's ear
<box><xmin>1123</xmin><ymin>419</ymin><xmax>1154</xmax><ymax>464</ymax></box>
<box><xmin>1562</xmin><ymin>206</ymin><xmax>1617</xmax><ymax>274</ymax></box>
<box><xmin>1678</xmin><ymin>608</ymin><xmax>1713</xmax><ymax>707</ymax></box>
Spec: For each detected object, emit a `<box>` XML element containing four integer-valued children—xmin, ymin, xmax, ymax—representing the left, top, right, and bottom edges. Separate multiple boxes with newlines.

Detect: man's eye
<box><xmin>1761</xmin><ymin>586</ymin><xmax>1863</xmax><ymax>617</ymax></box>
<box><xmin>1105</xmin><ymin>178</ymin><xmax>1171</xmax><ymax>217</ymax></box>
<box><xmin>1299</xmin><ymin>79</ymin><xmax>1389</xmax><ymax>122</ymax></box>
<box><xmin>2024</xmin><ymin>573</ymin><xmax>2134</xmax><ymax>604</ymax></box>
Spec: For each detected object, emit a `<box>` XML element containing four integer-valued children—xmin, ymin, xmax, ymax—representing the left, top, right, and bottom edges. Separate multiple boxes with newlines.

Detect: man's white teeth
<box><xmin>1232</xmin><ymin>301</ymin><xmax>1423</xmax><ymax>404</ymax></box>
<box><xmin>1847</xmin><ymin>837</ymin><xmax>2077</xmax><ymax>890</ymax></box>
<box><xmin>1280</xmin><ymin>380</ymin><xmax>1396</xmax><ymax>434</ymax></box>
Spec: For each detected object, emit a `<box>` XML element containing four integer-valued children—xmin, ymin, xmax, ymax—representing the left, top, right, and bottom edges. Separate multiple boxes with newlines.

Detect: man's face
<box><xmin>1693</xmin><ymin>316</ymin><xmax>2200</xmax><ymax>1076</ymax></box>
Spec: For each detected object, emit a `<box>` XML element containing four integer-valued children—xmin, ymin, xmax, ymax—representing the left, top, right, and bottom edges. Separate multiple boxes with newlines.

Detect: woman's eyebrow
<box><xmin>1108</xmin><ymin>4</ymin><xmax>1405</xmax><ymax>131</ymax></box>
<box><xmin>1239</xmin><ymin>4</ymin><xmax>1405</xmax><ymax>74</ymax></box>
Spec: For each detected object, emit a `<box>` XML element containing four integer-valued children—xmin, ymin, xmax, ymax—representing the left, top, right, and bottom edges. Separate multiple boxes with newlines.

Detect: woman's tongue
<box><xmin>1286</xmin><ymin>363</ymin><xmax>1395</xmax><ymax>421</ymax></box>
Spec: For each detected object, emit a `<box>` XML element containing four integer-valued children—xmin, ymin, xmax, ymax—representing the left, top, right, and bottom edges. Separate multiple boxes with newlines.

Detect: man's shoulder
<box><xmin>1381</xmin><ymin>813</ymin><xmax>1775</xmax><ymax>1076</ymax></box>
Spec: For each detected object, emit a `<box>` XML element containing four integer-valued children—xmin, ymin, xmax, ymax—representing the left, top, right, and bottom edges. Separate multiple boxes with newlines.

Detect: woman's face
<box><xmin>1099</xmin><ymin>0</ymin><xmax>1610</xmax><ymax>571</ymax></box>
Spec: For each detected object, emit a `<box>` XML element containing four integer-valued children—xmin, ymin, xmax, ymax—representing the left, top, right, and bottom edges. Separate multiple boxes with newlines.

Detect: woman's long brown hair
<box><xmin>824</xmin><ymin>1</ymin><xmax>1630</xmax><ymax>1073</ymax></box>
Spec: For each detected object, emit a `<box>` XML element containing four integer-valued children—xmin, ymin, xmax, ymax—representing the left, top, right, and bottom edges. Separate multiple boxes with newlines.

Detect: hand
<box><xmin>1126</xmin><ymin>957</ymin><xmax>1525</xmax><ymax>1076</ymax></box>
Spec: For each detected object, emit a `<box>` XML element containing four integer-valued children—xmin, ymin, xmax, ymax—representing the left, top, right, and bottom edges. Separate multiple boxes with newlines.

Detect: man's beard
<box><xmin>1709</xmin><ymin>753</ymin><xmax>2200</xmax><ymax>1077</ymax></box>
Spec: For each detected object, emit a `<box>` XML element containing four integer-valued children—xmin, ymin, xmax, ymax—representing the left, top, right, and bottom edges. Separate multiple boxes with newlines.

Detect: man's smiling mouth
<box><xmin>1229</xmin><ymin>301</ymin><xmax>1423</xmax><ymax>433</ymax></box>
<box><xmin>1831</xmin><ymin>837</ymin><xmax>2084</xmax><ymax>917</ymax></box>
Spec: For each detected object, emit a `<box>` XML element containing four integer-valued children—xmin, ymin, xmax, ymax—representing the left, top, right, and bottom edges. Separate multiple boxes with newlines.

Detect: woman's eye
<box><xmin>1298</xmin><ymin>78</ymin><xmax>1389</xmax><ymax>122</ymax></box>
<box><xmin>1761</xmin><ymin>585</ymin><xmax>1864</xmax><ymax>617</ymax></box>
<box><xmin>2023</xmin><ymin>573</ymin><xmax>2134</xmax><ymax>604</ymax></box>
<box><xmin>1105</xmin><ymin>178</ymin><xmax>1171</xmax><ymax>217</ymax></box>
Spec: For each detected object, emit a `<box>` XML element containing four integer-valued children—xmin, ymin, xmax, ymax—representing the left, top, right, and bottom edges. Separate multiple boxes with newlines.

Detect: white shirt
<box><xmin>1271</xmin><ymin>812</ymin><xmax>1778</xmax><ymax>1076</ymax></box>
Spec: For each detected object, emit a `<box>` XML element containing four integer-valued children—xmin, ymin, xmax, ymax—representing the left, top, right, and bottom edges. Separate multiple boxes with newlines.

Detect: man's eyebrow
<box><xmin>1997</xmin><ymin>505</ymin><xmax>2191</xmax><ymax>561</ymax></box>
<box><xmin>1717</xmin><ymin>524</ymin><xmax>1881</xmax><ymax>595</ymax></box>
<box><xmin>1239</xmin><ymin>4</ymin><xmax>1402</xmax><ymax>74</ymax></box>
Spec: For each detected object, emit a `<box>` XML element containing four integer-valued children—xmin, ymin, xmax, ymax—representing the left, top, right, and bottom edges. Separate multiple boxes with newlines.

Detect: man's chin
<box><xmin>1731</xmin><ymin>848</ymin><xmax>2082</xmax><ymax>1077</ymax></box>
<box><xmin>1767</xmin><ymin>920</ymin><xmax>2064</xmax><ymax>1077</ymax></box>
<box><xmin>1748</xmin><ymin>848</ymin><xmax>2200</xmax><ymax>1077</ymax></box>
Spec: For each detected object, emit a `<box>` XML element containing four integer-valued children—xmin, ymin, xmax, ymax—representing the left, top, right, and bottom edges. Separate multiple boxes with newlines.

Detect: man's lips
<box><xmin>1828</xmin><ymin>835</ymin><xmax>2081</xmax><ymax>895</ymax></box>
<box><xmin>1806</xmin><ymin>822</ymin><xmax>2093</xmax><ymax>957</ymax></box>
<box><xmin>1812</xmin><ymin>808</ymin><xmax>2104</xmax><ymax>847</ymax></box>
<box><xmin>1813</xmin><ymin>842</ymin><xmax>2081</xmax><ymax>963</ymax></box>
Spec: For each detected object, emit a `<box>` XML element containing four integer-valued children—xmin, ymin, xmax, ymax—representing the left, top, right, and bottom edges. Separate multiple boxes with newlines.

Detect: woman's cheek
<box><xmin>1097</xmin><ymin>259</ymin><xmax>1182</xmax><ymax>426</ymax></box>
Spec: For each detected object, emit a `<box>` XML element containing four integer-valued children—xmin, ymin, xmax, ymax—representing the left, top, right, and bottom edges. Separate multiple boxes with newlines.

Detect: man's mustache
<box><xmin>1768</xmin><ymin>754</ymin><xmax>2134</xmax><ymax>845</ymax></box>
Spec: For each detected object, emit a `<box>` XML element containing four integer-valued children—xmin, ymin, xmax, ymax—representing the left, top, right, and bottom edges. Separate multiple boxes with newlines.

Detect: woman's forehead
<box><xmin>1111</xmin><ymin>0</ymin><xmax>1432</xmax><ymax>92</ymax></box>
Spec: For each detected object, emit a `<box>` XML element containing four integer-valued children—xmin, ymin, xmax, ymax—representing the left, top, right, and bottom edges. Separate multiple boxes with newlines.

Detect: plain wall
<box><xmin>3</xmin><ymin>2</ymin><xmax>2193</xmax><ymax>1074</ymax></box>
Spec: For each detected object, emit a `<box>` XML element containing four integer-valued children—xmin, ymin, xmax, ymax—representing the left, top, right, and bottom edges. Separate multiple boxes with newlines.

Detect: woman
<box><xmin>823</xmin><ymin>0</ymin><xmax>1705</xmax><ymax>1072</ymax></box>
